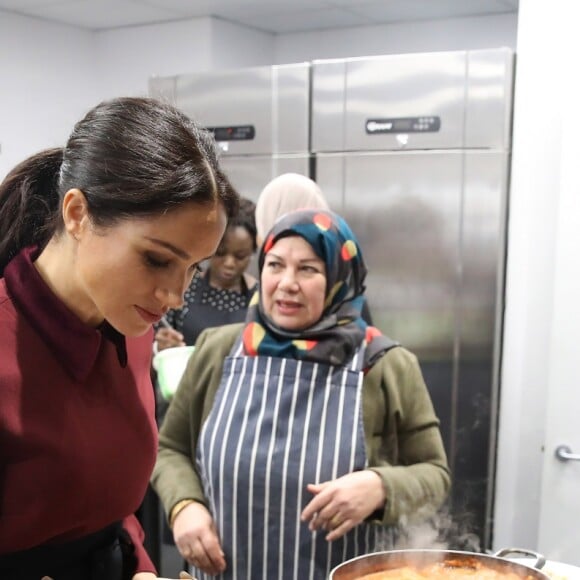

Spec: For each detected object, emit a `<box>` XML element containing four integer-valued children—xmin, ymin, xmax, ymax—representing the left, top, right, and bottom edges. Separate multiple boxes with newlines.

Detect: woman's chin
<box><xmin>272</xmin><ymin>315</ymin><xmax>312</xmax><ymax>332</ymax></box>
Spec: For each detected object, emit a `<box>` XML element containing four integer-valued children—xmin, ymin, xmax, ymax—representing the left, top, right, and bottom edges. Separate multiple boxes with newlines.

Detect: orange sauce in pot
<box><xmin>358</xmin><ymin>559</ymin><xmax>537</xmax><ymax>579</ymax></box>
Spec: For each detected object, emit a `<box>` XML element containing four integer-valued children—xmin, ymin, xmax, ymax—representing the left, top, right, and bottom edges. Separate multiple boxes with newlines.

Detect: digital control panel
<box><xmin>365</xmin><ymin>116</ymin><xmax>441</xmax><ymax>134</ymax></box>
<box><xmin>206</xmin><ymin>125</ymin><xmax>255</xmax><ymax>141</ymax></box>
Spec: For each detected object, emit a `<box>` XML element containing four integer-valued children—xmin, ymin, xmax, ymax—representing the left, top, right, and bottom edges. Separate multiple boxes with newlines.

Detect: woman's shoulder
<box><xmin>196</xmin><ymin>322</ymin><xmax>244</xmax><ymax>353</ymax></box>
<box><xmin>365</xmin><ymin>345</ymin><xmax>421</xmax><ymax>387</ymax></box>
<box><xmin>379</xmin><ymin>345</ymin><xmax>419</xmax><ymax>367</ymax></box>
<box><xmin>242</xmin><ymin>272</ymin><xmax>258</xmax><ymax>296</ymax></box>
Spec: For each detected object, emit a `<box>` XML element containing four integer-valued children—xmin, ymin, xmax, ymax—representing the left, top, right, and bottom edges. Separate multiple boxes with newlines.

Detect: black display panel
<box><xmin>365</xmin><ymin>116</ymin><xmax>441</xmax><ymax>134</ymax></box>
<box><xmin>206</xmin><ymin>125</ymin><xmax>255</xmax><ymax>141</ymax></box>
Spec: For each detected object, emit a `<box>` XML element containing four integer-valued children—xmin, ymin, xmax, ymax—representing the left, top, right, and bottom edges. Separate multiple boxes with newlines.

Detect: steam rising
<box><xmin>375</xmin><ymin>507</ymin><xmax>482</xmax><ymax>554</ymax></box>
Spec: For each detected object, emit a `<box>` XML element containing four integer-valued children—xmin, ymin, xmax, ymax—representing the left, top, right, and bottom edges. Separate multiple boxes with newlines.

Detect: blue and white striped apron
<box><xmin>196</xmin><ymin>342</ymin><xmax>391</xmax><ymax>580</ymax></box>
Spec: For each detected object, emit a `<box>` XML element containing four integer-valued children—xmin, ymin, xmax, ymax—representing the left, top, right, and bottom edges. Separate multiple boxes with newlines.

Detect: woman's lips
<box><xmin>276</xmin><ymin>300</ymin><xmax>302</xmax><ymax>315</ymax></box>
<box><xmin>135</xmin><ymin>305</ymin><xmax>163</xmax><ymax>324</ymax></box>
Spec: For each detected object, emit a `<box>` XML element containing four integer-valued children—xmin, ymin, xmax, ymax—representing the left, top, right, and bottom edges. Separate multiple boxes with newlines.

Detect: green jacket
<box><xmin>151</xmin><ymin>323</ymin><xmax>450</xmax><ymax>527</ymax></box>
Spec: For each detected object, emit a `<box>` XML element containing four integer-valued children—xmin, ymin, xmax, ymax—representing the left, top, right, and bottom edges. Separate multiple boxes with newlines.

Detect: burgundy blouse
<box><xmin>0</xmin><ymin>247</ymin><xmax>157</xmax><ymax>574</ymax></box>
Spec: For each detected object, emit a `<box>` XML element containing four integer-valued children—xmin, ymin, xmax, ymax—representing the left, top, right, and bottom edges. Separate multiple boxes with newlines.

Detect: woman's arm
<box><xmin>150</xmin><ymin>324</ymin><xmax>242</xmax><ymax>518</ymax></box>
<box><xmin>364</xmin><ymin>347</ymin><xmax>451</xmax><ymax>525</ymax></box>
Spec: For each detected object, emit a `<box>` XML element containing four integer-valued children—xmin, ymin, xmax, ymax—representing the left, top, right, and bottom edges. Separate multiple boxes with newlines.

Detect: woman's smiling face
<box><xmin>260</xmin><ymin>235</ymin><xmax>327</xmax><ymax>331</ymax></box>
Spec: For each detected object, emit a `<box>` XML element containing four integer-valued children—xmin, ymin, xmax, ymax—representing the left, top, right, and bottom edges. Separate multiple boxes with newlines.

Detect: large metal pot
<box><xmin>329</xmin><ymin>548</ymin><xmax>549</xmax><ymax>579</ymax></box>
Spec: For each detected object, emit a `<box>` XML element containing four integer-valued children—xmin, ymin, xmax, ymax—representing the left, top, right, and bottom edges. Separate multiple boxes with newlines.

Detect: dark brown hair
<box><xmin>228</xmin><ymin>196</ymin><xmax>257</xmax><ymax>251</ymax></box>
<box><xmin>0</xmin><ymin>97</ymin><xmax>239</xmax><ymax>275</ymax></box>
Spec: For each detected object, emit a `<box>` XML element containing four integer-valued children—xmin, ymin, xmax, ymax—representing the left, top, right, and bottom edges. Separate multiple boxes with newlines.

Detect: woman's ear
<box><xmin>62</xmin><ymin>189</ymin><xmax>89</xmax><ymax>239</ymax></box>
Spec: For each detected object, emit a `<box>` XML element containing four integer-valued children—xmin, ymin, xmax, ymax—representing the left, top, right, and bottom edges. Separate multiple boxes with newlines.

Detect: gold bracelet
<box><xmin>169</xmin><ymin>499</ymin><xmax>196</xmax><ymax>529</ymax></box>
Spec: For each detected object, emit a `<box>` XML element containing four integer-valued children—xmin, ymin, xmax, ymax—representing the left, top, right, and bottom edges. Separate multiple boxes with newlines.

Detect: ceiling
<box><xmin>0</xmin><ymin>0</ymin><xmax>518</xmax><ymax>34</ymax></box>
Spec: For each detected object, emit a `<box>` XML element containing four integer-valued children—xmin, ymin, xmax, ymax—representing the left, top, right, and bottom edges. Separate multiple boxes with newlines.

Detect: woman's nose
<box><xmin>223</xmin><ymin>254</ymin><xmax>236</xmax><ymax>268</ymax></box>
<box><xmin>278</xmin><ymin>270</ymin><xmax>299</xmax><ymax>291</ymax></box>
<box><xmin>155</xmin><ymin>279</ymin><xmax>187</xmax><ymax>309</ymax></box>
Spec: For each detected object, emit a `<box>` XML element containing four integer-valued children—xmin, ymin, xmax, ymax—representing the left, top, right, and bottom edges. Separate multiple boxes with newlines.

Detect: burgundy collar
<box><xmin>4</xmin><ymin>246</ymin><xmax>127</xmax><ymax>382</ymax></box>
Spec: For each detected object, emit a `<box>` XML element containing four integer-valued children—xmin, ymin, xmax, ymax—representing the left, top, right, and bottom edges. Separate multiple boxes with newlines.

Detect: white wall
<box><xmin>493</xmin><ymin>0</ymin><xmax>580</xmax><ymax>556</ymax></box>
<box><xmin>0</xmin><ymin>13</ymin><xmax>275</xmax><ymax>179</ymax></box>
<box><xmin>94</xmin><ymin>18</ymin><xmax>213</xmax><ymax>101</ymax></box>
<box><xmin>0</xmin><ymin>12</ymin><xmax>96</xmax><ymax>178</ymax></box>
<box><xmin>93</xmin><ymin>17</ymin><xmax>274</xmax><ymax>100</ymax></box>
<box><xmin>209</xmin><ymin>18</ymin><xmax>275</xmax><ymax>70</ymax></box>
<box><xmin>275</xmin><ymin>13</ymin><xmax>517</xmax><ymax>63</ymax></box>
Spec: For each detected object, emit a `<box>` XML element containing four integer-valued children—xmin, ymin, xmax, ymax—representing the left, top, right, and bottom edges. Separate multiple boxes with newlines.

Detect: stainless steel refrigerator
<box><xmin>311</xmin><ymin>48</ymin><xmax>514</xmax><ymax>547</ymax></box>
<box><xmin>149</xmin><ymin>63</ymin><xmax>312</xmax><ymax>203</ymax></box>
<box><xmin>149</xmin><ymin>47</ymin><xmax>514</xmax><ymax>550</ymax></box>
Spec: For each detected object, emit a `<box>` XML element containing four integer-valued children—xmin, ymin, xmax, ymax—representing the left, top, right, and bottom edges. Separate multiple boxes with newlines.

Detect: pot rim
<box><xmin>329</xmin><ymin>548</ymin><xmax>551</xmax><ymax>580</ymax></box>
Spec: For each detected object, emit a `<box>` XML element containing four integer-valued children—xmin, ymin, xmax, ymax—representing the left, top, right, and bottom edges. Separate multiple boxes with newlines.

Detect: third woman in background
<box><xmin>154</xmin><ymin>197</ymin><xmax>257</xmax><ymax>353</ymax></box>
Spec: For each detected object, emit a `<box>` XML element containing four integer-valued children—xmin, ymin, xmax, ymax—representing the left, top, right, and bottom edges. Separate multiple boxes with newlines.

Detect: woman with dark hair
<box><xmin>0</xmin><ymin>96</ymin><xmax>238</xmax><ymax>580</ymax></box>
<box><xmin>154</xmin><ymin>196</ymin><xmax>258</xmax><ymax>353</ymax></box>
<box><xmin>151</xmin><ymin>209</ymin><xmax>450</xmax><ymax>580</ymax></box>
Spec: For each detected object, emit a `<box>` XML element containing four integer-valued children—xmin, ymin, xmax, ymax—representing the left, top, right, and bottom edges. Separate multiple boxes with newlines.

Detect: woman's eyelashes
<box><xmin>264</xmin><ymin>259</ymin><xmax>282</xmax><ymax>271</ymax></box>
<box><xmin>265</xmin><ymin>260</ymin><xmax>322</xmax><ymax>275</ymax></box>
<box><xmin>145</xmin><ymin>253</ymin><xmax>170</xmax><ymax>269</ymax></box>
<box><xmin>301</xmin><ymin>264</ymin><xmax>321</xmax><ymax>274</ymax></box>
<box><xmin>145</xmin><ymin>253</ymin><xmax>202</xmax><ymax>275</ymax></box>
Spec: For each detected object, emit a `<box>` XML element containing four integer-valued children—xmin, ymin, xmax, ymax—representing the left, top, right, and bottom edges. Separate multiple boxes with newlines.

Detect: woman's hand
<box><xmin>173</xmin><ymin>501</ymin><xmax>226</xmax><ymax>576</ymax></box>
<box><xmin>155</xmin><ymin>327</ymin><xmax>185</xmax><ymax>350</ymax></box>
<box><xmin>300</xmin><ymin>470</ymin><xmax>386</xmax><ymax>541</ymax></box>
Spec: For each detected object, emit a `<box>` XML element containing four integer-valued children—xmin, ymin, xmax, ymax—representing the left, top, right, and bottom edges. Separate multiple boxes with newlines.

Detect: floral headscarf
<box><xmin>241</xmin><ymin>209</ymin><xmax>397</xmax><ymax>370</ymax></box>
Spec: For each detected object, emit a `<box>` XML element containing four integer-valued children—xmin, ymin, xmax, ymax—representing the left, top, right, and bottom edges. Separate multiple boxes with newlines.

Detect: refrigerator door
<box><xmin>219</xmin><ymin>155</ymin><xmax>311</xmax><ymax>203</ymax></box>
<box><xmin>312</xmin><ymin>48</ymin><xmax>513</xmax><ymax>153</ymax></box>
<box><xmin>169</xmin><ymin>63</ymin><xmax>310</xmax><ymax>156</ymax></box>
<box><xmin>317</xmin><ymin>150</ymin><xmax>460</xmax><ymax>451</ymax></box>
<box><xmin>316</xmin><ymin>148</ymin><xmax>509</xmax><ymax>546</ymax></box>
<box><xmin>456</xmin><ymin>150</ymin><xmax>510</xmax><ymax>548</ymax></box>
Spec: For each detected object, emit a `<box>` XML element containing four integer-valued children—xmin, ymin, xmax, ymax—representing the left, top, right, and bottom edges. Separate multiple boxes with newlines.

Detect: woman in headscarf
<box><xmin>151</xmin><ymin>209</ymin><xmax>450</xmax><ymax>580</ymax></box>
<box><xmin>254</xmin><ymin>172</ymin><xmax>373</xmax><ymax>325</ymax></box>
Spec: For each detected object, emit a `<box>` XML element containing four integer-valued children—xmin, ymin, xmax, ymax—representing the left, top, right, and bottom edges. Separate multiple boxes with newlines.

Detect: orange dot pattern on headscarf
<box><xmin>313</xmin><ymin>212</ymin><xmax>333</xmax><ymax>231</ymax></box>
<box><xmin>292</xmin><ymin>339</ymin><xmax>318</xmax><ymax>351</ymax></box>
<box><xmin>365</xmin><ymin>326</ymin><xmax>382</xmax><ymax>345</ymax></box>
<box><xmin>341</xmin><ymin>239</ymin><xmax>358</xmax><ymax>262</ymax></box>
<box><xmin>263</xmin><ymin>234</ymin><xmax>275</xmax><ymax>254</ymax></box>
<box><xmin>243</xmin><ymin>322</ymin><xmax>266</xmax><ymax>356</ymax></box>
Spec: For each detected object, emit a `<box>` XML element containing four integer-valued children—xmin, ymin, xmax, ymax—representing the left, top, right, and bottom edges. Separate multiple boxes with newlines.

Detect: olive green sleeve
<box><xmin>150</xmin><ymin>324</ymin><xmax>242</xmax><ymax>520</ymax></box>
<box><xmin>364</xmin><ymin>347</ymin><xmax>451</xmax><ymax>526</ymax></box>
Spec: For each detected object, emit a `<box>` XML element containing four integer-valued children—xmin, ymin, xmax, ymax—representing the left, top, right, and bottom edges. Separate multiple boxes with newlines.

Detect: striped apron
<box><xmin>196</xmin><ymin>342</ymin><xmax>392</xmax><ymax>580</ymax></box>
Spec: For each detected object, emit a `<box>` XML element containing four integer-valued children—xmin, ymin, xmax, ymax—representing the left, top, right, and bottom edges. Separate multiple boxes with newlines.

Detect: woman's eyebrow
<box><xmin>144</xmin><ymin>236</ymin><xmax>190</xmax><ymax>260</ymax></box>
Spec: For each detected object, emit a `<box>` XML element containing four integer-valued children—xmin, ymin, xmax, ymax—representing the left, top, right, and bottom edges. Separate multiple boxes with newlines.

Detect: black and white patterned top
<box><xmin>164</xmin><ymin>272</ymin><xmax>257</xmax><ymax>346</ymax></box>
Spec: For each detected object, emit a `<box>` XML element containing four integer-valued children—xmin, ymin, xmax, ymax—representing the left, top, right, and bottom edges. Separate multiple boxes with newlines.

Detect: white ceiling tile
<box><xmin>140</xmin><ymin>0</ymin><xmax>318</xmax><ymax>19</ymax></box>
<box><xmin>499</xmin><ymin>0</ymin><xmax>519</xmax><ymax>9</ymax></box>
<box><xmin>0</xmin><ymin>0</ymin><xmax>73</xmax><ymax>8</ymax></box>
<box><xmin>330</xmin><ymin>0</ymin><xmax>517</xmax><ymax>23</ymax></box>
<box><xmin>20</xmin><ymin>0</ymin><xmax>183</xmax><ymax>29</ymax></box>
<box><xmin>0</xmin><ymin>0</ymin><xmax>519</xmax><ymax>33</ymax></box>
<box><xmin>211</xmin><ymin>6</ymin><xmax>372</xmax><ymax>34</ymax></box>
<box><xmin>137</xmin><ymin>0</ymin><xmax>212</xmax><ymax>17</ymax></box>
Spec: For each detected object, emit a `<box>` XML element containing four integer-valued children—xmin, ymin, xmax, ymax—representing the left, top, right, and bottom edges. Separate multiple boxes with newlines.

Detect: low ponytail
<box><xmin>0</xmin><ymin>148</ymin><xmax>63</xmax><ymax>276</ymax></box>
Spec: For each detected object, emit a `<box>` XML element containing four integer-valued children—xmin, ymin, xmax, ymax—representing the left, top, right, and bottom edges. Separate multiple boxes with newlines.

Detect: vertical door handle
<box><xmin>555</xmin><ymin>445</ymin><xmax>580</xmax><ymax>462</ymax></box>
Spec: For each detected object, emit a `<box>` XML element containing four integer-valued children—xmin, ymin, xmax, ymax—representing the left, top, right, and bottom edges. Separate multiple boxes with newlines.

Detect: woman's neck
<box><xmin>205</xmin><ymin>269</ymin><xmax>243</xmax><ymax>292</ymax></box>
<box><xmin>35</xmin><ymin>237</ymin><xmax>103</xmax><ymax>326</ymax></box>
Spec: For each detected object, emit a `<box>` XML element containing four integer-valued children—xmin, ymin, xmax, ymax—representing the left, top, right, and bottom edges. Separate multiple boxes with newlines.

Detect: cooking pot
<box><xmin>512</xmin><ymin>557</ymin><xmax>580</xmax><ymax>579</ymax></box>
<box><xmin>329</xmin><ymin>548</ymin><xmax>549</xmax><ymax>579</ymax></box>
